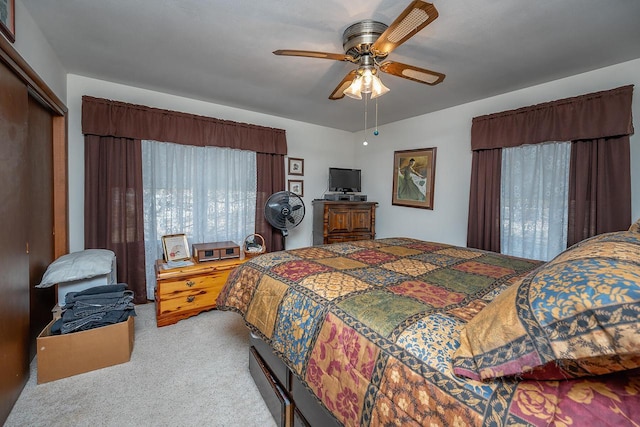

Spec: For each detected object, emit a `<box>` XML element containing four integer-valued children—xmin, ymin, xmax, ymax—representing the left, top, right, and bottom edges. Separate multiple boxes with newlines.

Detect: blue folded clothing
<box><xmin>64</xmin><ymin>283</ymin><xmax>128</xmax><ymax>304</ymax></box>
<box><xmin>51</xmin><ymin>309</ymin><xmax>135</xmax><ymax>335</ymax></box>
<box><xmin>52</xmin><ymin>283</ymin><xmax>136</xmax><ymax>335</ymax></box>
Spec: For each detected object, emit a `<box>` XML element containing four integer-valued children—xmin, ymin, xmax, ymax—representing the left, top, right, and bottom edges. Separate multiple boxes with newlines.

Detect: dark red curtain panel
<box><xmin>466</xmin><ymin>149</ymin><xmax>502</xmax><ymax>252</ymax></box>
<box><xmin>83</xmin><ymin>97</ymin><xmax>288</xmax><ymax>301</ymax></box>
<box><xmin>567</xmin><ymin>136</ymin><xmax>632</xmax><ymax>246</ymax></box>
<box><xmin>468</xmin><ymin>85</ymin><xmax>634</xmax><ymax>252</ymax></box>
<box><xmin>84</xmin><ymin>135</ymin><xmax>147</xmax><ymax>303</ymax></box>
<box><xmin>256</xmin><ymin>153</ymin><xmax>286</xmax><ymax>252</ymax></box>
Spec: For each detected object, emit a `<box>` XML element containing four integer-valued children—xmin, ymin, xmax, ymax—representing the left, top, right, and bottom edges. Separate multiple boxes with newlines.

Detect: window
<box><xmin>500</xmin><ymin>141</ymin><xmax>570</xmax><ymax>261</ymax></box>
<box><xmin>142</xmin><ymin>140</ymin><xmax>257</xmax><ymax>298</ymax></box>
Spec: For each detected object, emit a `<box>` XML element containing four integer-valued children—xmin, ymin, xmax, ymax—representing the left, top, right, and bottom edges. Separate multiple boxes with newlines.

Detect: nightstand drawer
<box><xmin>156</xmin><ymin>272</ymin><xmax>226</xmax><ymax>297</ymax></box>
<box><xmin>157</xmin><ymin>288</ymin><xmax>216</xmax><ymax>313</ymax></box>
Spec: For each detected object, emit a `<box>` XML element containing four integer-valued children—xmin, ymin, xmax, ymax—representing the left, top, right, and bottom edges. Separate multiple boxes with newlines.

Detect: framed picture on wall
<box><xmin>288</xmin><ymin>157</ymin><xmax>304</xmax><ymax>176</ymax></box>
<box><xmin>288</xmin><ymin>179</ymin><xmax>304</xmax><ymax>197</ymax></box>
<box><xmin>392</xmin><ymin>148</ymin><xmax>437</xmax><ymax>209</ymax></box>
<box><xmin>161</xmin><ymin>234</ymin><xmax>191</xmax><ymax>262</ymax></box>
<box><xmin>0</xmin><ymin>0</ymin><xmax>15</xmax><ymax>43</ymax></box>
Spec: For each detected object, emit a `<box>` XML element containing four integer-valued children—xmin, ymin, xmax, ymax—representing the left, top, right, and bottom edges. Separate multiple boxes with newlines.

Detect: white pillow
<box><xmin>37</xmin><ymin>249</ymin><xmax>116</xmax><ymax>288</ymax></box>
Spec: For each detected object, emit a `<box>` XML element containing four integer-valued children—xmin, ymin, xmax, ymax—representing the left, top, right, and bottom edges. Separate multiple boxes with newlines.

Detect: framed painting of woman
<box><xmin>392</xmin><ymin>148</ymin><xmax>436</xmax><ymax>209</ymax></box>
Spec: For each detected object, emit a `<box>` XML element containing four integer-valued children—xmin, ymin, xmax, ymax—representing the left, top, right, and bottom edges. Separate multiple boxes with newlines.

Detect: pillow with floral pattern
<box><xmin>453</xmin><ymin>231</ymin><xmax>640</xmax><ymax>381</ymax></box>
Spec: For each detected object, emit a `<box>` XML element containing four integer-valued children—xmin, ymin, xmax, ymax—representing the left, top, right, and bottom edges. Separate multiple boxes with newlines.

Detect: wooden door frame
<box><xmin>0</xmin><ymin>35</ymin><xmax>68</xmax><ymax>257</ymax></box>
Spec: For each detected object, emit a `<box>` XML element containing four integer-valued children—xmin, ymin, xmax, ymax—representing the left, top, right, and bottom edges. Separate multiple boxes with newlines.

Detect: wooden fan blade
<box><xmin>379</xmin><ymin>61</ymin><xmax>445</xmax><ymax>85</ymax></box>
<box><xmin>329</xmin><ymin>70</ymin><xmax>358</xmax><ymax>100</ymax></box>
<box><xmin>273</xmin><ymin>50</ymin><xmax>355</xmax><ymax>62</ymax></box>
<box><xmin>371</xmin><ymin>1</ymin><xmax>438</xmax><ymax>56</ymax></box>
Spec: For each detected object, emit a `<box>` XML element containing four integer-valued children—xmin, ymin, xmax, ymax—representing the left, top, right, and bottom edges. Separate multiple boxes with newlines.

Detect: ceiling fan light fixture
<box><xmin>370</xmin><ymin>75</ymin><xmax>390</xmax><ymax>99</ymax></box>
<box><xmin>361</xmin><ymin>68</ymin><xmax>374</xmax><ymax>92</ymax></box>
<box><xmin>344</xmin><ymin>66</ymin><xmax>389</xmax><ymax>99</ymax></box>
<box><xmin>343</xmin><ymin>76</ymin><xmax>364</xmax><ymax>99</ymax></box>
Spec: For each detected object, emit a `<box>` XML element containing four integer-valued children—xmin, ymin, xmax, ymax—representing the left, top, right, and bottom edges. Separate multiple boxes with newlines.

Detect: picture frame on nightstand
<box><xmin>162</xmin><ymin>234</ymin><xmax>190</xmax><ymax>262</ymax></box>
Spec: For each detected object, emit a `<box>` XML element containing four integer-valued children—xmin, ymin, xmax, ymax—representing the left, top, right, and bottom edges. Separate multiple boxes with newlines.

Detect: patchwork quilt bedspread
<box><xmin>217</xmin><ymin>238</ymin><xmax>640</xmax><ymax>426</ymax></box>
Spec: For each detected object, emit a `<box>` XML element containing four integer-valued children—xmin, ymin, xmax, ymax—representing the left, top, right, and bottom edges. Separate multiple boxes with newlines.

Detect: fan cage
<box><xmin>265</xmin><ymin>191</ymin><xmax>306</xmax><ymax>231</ymax></box>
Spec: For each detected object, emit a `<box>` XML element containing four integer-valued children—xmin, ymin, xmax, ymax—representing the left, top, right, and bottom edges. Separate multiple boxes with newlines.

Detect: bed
<box><xmin>217</xmin><ymin>229</ymin><xmax>640</xmax><ymax>426</ymax></box>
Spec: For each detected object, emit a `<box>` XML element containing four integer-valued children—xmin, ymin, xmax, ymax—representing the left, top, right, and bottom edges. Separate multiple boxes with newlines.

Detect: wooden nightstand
<box><xmin>154</xmin><ymin>257</ymin><xmax>247</xmax><ymax>327</ymax></box>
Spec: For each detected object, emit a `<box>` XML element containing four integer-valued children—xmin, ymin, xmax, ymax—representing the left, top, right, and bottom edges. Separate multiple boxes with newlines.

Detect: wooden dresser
<box><xmin>312</xmin><ymin>200</ymin><xmax>377</xmax><ymax>245</ymax></box>
<box><xmin>154</xmin><ymin>257</ymin><xmax>246</xmax><ymax>327</ymax></box>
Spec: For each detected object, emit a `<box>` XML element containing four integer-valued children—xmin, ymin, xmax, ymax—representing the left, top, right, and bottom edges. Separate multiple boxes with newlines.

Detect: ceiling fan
<box><xmin>273</xmin><ymin>0</ymin><xmax>445</xmax><ymax>100</ymax></box>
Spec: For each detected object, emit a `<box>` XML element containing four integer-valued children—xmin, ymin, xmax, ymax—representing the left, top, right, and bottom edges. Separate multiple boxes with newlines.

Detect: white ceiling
<box><xmin>22</xmin><ymin>0</ymin><xmax>640</xmax><ymax>132</ymax></box>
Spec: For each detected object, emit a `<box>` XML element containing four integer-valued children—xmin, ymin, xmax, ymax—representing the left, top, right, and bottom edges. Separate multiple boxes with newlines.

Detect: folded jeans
<box><xmin>60</xmin><ymin>309</ymin><xmax>135</xmax><ymax>334</ymax></box>
<box><xmin>65</xmin><ymin>284</ymin><xmax>129</xmax><ymax>304</ymax></box>
<box><xmin>63</xmin><ymin>299</ymin><xmax>134</xmax><ymax>320</ymax></box>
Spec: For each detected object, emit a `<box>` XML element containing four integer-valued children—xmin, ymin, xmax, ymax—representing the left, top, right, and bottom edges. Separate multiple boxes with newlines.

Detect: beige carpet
<box><xmin>5</xmin><ymin>303</ymin><xmax>276</xmax><ymax>427</ymax></box>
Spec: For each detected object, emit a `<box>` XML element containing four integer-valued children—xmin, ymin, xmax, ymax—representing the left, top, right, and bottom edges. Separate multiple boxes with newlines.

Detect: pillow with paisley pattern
<box><xmin>453</xmin><ymin>231</ymin><xmax>640</xmax><ymax>381</ymax></box>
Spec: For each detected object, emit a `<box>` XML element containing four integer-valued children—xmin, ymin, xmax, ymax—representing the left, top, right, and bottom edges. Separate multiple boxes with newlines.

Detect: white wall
<box><xmin>13</xmin><ymin>0</ymin><xmax>67</xmax><ymax>102</ymax></box>
<box><xmin>66</xmin><ymin>75</ymin><xmax>355</xmax><ymax>253</ymax></box>
<box><xmin>357</xmin><ymin>58</ymin><xmax>640</xmax><ymax>247</ymax></box>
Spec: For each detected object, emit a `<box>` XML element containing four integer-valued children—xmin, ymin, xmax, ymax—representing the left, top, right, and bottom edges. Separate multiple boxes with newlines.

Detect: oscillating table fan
<box><xmin>264</xmin><ymin>191</ymin><xmax>305</xmax><ymax>248</ymax></box>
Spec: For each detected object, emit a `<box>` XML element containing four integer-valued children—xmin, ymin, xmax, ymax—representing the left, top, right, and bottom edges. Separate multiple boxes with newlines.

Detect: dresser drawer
<box><xmin>326</xmin><ymin>234</ymin><xmax>373</xmax><ymax>244</ymax></box>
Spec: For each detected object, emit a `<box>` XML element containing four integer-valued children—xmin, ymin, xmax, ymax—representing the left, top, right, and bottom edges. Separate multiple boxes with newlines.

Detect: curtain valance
<box><xmin>471</xmin><ymin>85</ymin><xmax>634</xmax><ymax>150</ymax></box>
<box><xmin>82</xmin><ymin>96</ymin><xmax>287</xmax><ymax>155</ymax></box>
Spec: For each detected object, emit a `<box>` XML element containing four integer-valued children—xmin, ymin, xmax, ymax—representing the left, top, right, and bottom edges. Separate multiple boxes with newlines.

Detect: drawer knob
<box><xmin>186</xmin><ymin>280</ymin><xmax>195</xmax><ymax>287</ymax></box>
<box><xmin>187</xmin><ymin>296</ymin><xmax>195</xmax><ymax>303</ymax></box>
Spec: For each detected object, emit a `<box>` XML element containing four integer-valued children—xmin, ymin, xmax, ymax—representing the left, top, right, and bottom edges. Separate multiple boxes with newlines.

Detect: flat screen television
<box><xmin>329</xmin><ymin>167</ymin><xmax>361</xmax><ymax>193</ymax></box>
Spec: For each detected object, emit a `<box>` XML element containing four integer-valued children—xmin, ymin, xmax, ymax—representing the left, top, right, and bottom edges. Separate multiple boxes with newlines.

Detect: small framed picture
<box><xmin>0</xmin><ymin>0</ymin><xmax>15</xmax><ymax>43</ymax></box>
<box><xmin>288</xmin><ymin>157</ymin><xmax>304</xmax><ymax>176</ymax></box>
<box><xmin>288</xmin><ymin>179</ymin><xmax>304</xmax><ymax>197</ymax></box>
<box><xmin>162</xmin><ymin>234</ymin><xmax>191</xmax><ymax>262</ymax></box>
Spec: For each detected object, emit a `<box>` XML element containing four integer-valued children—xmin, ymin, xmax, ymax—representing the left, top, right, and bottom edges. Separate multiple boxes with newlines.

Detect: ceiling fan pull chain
<box><xmin>363</xmin><ymin>94</ymin><xmax>369</xmax><ymax>146</ymax></box>
<box><xmin>374</xmin><ymin>98</ymin><xmax>379</xmax><ymax>136</ymax></box>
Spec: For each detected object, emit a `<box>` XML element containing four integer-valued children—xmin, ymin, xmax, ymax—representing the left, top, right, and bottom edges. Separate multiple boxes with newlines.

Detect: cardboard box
<box><xmin>36</xmin><ymin>316</ymin><xmax>134</xmax><ymax>384</ymax></box>
<box><xmin>51</xmin><ymin>304</ymin><xmax>62</xmax><ymax>320</ymax></box>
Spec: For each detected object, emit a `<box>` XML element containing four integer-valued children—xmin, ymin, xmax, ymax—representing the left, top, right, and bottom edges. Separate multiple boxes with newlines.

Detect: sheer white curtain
<box><xmin>142</xmin><ymin>140</ymin><xmax>257</xmax><ymax>299</ymax></box>
<box><xmin>501</xmin><ymin>141</ymin><xmax>570</xmax><ymax>261</ymax></box>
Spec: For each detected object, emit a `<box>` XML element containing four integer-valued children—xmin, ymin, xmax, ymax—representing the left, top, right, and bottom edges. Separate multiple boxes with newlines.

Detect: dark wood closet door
<box><xmin>27</xmin><ymin>96</ymin><xmax>55</xmax><ymax>359</ymax></box>
<box><xmin>0</xmin><ymin>60</ymin><xmax>30</xmax><ymax>422</ymax></box>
